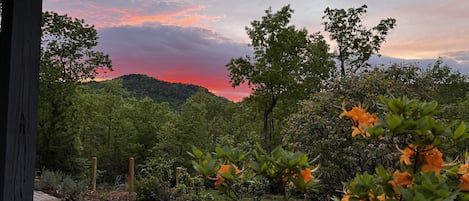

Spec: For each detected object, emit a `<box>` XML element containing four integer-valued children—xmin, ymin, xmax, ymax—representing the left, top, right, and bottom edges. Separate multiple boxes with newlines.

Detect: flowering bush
<box><xmin>337</xmin><ymin>96</ymin><xmax>469</xmax><ymax>201</ymax></box>
<box><xmin>189</xmin><ymin>145</ymin><xmax>319</xmax><ymax>200</ymax></box>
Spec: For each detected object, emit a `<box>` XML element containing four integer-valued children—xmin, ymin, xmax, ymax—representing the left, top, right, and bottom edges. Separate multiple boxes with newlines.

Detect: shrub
<box><xmin>36</xmin><ymin>169</ymin><xmax>88</xmax><ymax>201</ymax></box>
<box><xmin>38</xmin><ymin>170</ymin><xmax>64</xmax><ymax>192</ymax></box>
<box><xmin>335</xmin><ymin>96</ymin><xmax>469</xmax><ymax>200</ymax></box>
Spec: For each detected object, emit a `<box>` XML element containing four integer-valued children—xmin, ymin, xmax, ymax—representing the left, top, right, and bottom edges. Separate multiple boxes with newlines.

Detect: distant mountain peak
<box><xmin>88</xmin><ymin>74</ymin><xmax>217</xmax><ymax>109</ymax></box>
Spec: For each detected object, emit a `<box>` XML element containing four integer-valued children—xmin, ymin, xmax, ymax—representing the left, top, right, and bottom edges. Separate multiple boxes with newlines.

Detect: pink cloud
<box><xmin>43</xmin><ymin>1</ymin><xmax>221</xmax><ymax>29</ymax></box>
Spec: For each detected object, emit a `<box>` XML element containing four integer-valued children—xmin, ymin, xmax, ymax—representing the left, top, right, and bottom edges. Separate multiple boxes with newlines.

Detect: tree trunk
<box><xmin>339</xmin><ymin>45</ymin><xmax>345</xmax><ymax>76</ymax></box>
<box><xmin>262</xmin><ymin>96</ymin><xmax>277</xmax><ymax>152</ymax></box>
<box><xmin>262</xmin><ymin>110</ymin><xmax>269</xmax><ymax>151</ymax></box>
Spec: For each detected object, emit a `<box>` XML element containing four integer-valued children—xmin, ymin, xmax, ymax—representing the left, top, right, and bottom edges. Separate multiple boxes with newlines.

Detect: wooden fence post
<box><xmin>92</xmin><ymin>157</ymin><xmax>97</xmax><ymax>192</ymax></box>
<box><xmin>129</xmin><ymin>157</ymin><xmax>134</xmax><ymax>194</ymax></box>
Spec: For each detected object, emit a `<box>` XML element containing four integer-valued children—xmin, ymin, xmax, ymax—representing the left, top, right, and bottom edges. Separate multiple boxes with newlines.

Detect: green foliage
<box><xmin>136</xmin><ymin>156</ymin><xmax>215</xmax><ymax>201</ymax></box>
<box><xmin>136</xmin><ymin>152</ymin><xmax>176</xmax><ymax>201</ymax></box>
<box><xmin>61</xmin><ymin>175</ymin><xmax>88</xmax><ymax>200</ymax></box>
<box><xmin>283</xmin><ymin>89</ymin><xmax>398</xmax><ymax>200</ymax></box>
<box><xmin>38</xmin><ymin>169</ymin><xmax>64</xmax><ymax>191</ymax></box>
<box><xmin>372</xmin><ymin>95</ymin><xmax>469</xmax><ymax>149</ymax></box>
<box><xmin>38</xmin><ymin>11</ymin><xmax>112</xmax><ymax>175</ymax></box>
<box><xmin>283</xmin><ymin>61</ymin><xmax>469</xmax><ymax>199</ymax></box>
<box><xmin>135</xmin><ymin>176</ymin><xmax>171</xmax><ymax>201</ymax></box>
<box><xmin>41</xmin><ymin>11</ymin><xmax>112</xmax><ymax>81</ymax></box>
<box><xmin>323</xmin><ymin>4</ymin><xmax>396</xmax><ymax>75</ymax></box>
<box><xmin>189</xmin><ymin>146</ymin><xmax>219</xmax><ymax>178</ymax></box>
<box><xmin>169</xmin><ymin>169</ymin><xmax>216</xmax><ymax>201</ymax></box>
<box><xmin>227</xmin><ymin>5</ymin><xmax>335</xmax><ymax>151</ymax></box>
<box><xmin>88</xmin><ymin>74</ymin><xmax>213</xmax><ymax>110</ymax></box>
<box><xmin>339</xmin><ymin>96</ymin><xmax>469</xmax><ymax>201</ymax></box>
<box><xmin>190</xmin><ymin>145</ymin><xmax>319</xmax><ymax>200</ymax></box>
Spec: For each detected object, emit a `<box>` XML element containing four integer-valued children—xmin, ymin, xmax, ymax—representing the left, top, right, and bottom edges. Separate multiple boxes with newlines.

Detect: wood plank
<box><xmin>0</xmin><ymin>0</ymin><xmax>42</xmax><ymax>200</ymax></box>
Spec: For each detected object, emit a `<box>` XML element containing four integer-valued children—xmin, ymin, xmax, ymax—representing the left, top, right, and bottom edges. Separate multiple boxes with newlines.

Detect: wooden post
<box><xmin>0</xmin><ymin>0</ymin><xmax>42</xmax><ymax>200</ymax></box>
<box><xmin>128</xmin><ymin>157</ymin><xmax>134</xmax><ymax>194</ymax></box>
<box><xmin>92</xmin><ymin>157</ymin><xmax>97</xmax><ymax>192</ymax></box>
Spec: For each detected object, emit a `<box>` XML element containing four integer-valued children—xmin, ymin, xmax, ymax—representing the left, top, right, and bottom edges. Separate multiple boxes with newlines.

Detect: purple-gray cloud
<box><xmin>442</xmin><ymin>51</ymin><xmax>469</xmax><ymax>65</ymax></box>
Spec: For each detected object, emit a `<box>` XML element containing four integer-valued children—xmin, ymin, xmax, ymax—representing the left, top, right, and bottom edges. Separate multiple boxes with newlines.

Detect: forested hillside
<box><xmin>86</xmin><ymin>74</ymin><xmax>225</xmax><ymax>109</ymax></box>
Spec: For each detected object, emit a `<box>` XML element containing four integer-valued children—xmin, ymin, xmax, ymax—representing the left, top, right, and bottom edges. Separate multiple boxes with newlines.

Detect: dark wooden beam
<box><xmin>0</xmin><ymin>0</ymin><xmax>42</xmax><ymax>200</ymax></box>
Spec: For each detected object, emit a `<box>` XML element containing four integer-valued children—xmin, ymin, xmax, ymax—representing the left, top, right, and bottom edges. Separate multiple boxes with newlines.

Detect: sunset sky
<box><xmin>43</xmin><ymin>0</ymin><xmax>469</xmax><ymax>101</ymax></box>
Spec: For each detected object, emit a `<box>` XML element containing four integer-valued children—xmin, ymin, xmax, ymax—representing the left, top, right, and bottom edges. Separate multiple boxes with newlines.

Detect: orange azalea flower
<box><xmin>300</xmin><ymin>168</ymin><xmax>314</xmax><ymax>183</ymax></box>
<box><xmin>459</xmin><ymin>164</ymin><xmax>469</xmax><ymax>192</ymax></box>
<box><xmin>420</xmin><ymin>147</ymin><xmax>444</xmax><ymax>174</ymax></box>
<box><xmin>283</xmin><ymin>169</ymin><xmax>292</xmax><ymax>182</ymax></box>
<box><xmin>340</xmin><ymin>105</ymin><xmax>379</xmax><ymax>137</ymax></box>
<box><xmin>340</xmin><ymin>106</ymin><xmax>367</xmax><ymax>122</ymax></box>
<box><xmin>399</xmin><ymin>145</ymin><xmax>416</xmax><ymax>165</ymax></box>
<box><xmin>341</xmin><ymin>194</ymin><xmax>350</xmax><ymax>201</ymax></box>
<box><xmin>341</xmin><ymin>192</ymin><xmax>383</xmax><ymax>201</ymax></box>
<box><xmin>458</xmin><ymin>164</ymin><xmax>469</xmax><ymax>175</ymax></box>
<box><xmin>460</xmin><ymin>174</ymin><xmax>469</xmax><ymax>191</ymax></box>
<box><xmin>376</xmin><ymin>194</ymin><xmax>386</xmax><ymax>201</ymax></box>
<box><xmin>368</xmin><ymin>192</ymin><xmax>386</xmax><ymax>201</ymax></box>
<box><xmin>351</xmin><ymin>126</ymin><xmax>363</xmax><ymax>137</ymax></box>
<box><xmin>389</xmin><ymin>170</ymin><xmax>412</xmax><ymax>194</ymax></box>
<box><xmin>214</xmin><ymin>164</ymin><xmax>240</xmax><ymax>188</ymax></box>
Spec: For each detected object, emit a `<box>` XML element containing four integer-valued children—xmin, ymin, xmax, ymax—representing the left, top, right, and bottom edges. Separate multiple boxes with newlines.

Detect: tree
<box><xmin>323</xmin><ymin>5</ymin><xmax>396</xmax><ymax>76</ymax></box>
<box><xmin>176</xmin><ymin>89</ymin><xmax>229</xmax><ymax>159</ymax></box>
<box><xmin>226</xmin><ymin>5</ymin><xmax>335</xmax><ymax>151</ymax></box>
<box><xmin>37</xmin><ymin>11</ymin><xmax>112</xmax><ymax>174</ymax></box>
<box><xmin>41</xmin><ymin>11</ymin><xmax>112</xmax><ymax>82</ymax></box>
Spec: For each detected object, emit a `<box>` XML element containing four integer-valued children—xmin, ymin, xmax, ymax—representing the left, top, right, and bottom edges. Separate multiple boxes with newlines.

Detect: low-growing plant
<box><xmin>38</xmin><ymin>169</ymin><xmax>64</xmax><ymax>191</ymax></box>
<box><xmin>36</xmin><ymin>169</ymin><xmax>88</xmax><ymax>200</ymax></box>
<box><xmin>60</xmin><ymin>175</ymin><xmax>88</xmax><ymax>200</ymax></box>
<box><xmin>189</xmin><ymin>145</ymin><xmax>319</xmax><ymax>200</ymax></box>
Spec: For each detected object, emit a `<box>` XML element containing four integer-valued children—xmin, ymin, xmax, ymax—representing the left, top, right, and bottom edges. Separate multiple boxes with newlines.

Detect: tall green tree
<box><xmin>38</xmin><ymin>11</ymin><xmax>112</xmax><ymax>174</ymax></box>
<box><xmin>323</xmin><ymin>5</ymin><xmax>396</xmax><ymax>76</ymax></box>
<box><xmin>226</xmin><ymin>5</ymin><xmax>335</xmax><ymax>151</ymax></box>
<box><xmin>177</xmin><ymin>89</ymin><xmax>229</xmax><ymax>157</ymax></box>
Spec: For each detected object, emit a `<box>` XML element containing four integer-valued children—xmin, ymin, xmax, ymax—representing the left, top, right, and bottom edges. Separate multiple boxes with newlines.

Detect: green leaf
<box><xmin>453</xmin><ymin>122</ymin><xmax>467</xmax><ymax>140</ymax></box>
<box><xmin>422</xmin><ymin>101</ymin><xmax>438</xmax><ymax>116</ymax></box>
<box><xmin>214</xmin><ymin>146</ymin><xmax>224</xmax><ymax>157</ymax></box>
<box><xmin>192</xmin><ymin>146</ymin><xmax>204</xmax><ymax>159</ymax></box>
<box><xmin>386</xmin><ymin>114</ymin><xmax>403</xmax><ymax>130</ymax></box>
<box><xmin>399</xmin><ymin>187</ymin><xmax>413</xmax><ymax>201</ymax></box>
<box><xmin>388</xmin><ymin>99</ymin><xmax>401</xmax><ymax>113</ymax></box>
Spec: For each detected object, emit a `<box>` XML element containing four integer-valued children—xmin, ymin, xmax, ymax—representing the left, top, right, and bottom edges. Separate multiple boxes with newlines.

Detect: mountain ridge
<box><xmin>87</xmin><ymin>74</ymin><xmax>224</xmax><ymax>109</ymax></box>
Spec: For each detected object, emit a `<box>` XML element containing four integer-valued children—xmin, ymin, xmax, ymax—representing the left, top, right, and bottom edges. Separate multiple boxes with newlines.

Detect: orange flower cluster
<box><xmin>300</xmin><ymin>168</ymin><xmax>314</xmax><ymax>183</ymax></box>
<box><xmin>420</xmin><ymin>147</ymin><xmax>444</xmax><ymax>174</ymax></box>
<box><xmin>399</xmin><ymin>144</ymin><xmax>417</xmax><ymax>165</ymax></box>
<box><xmin>399</xmin><ymin>144</ymin><xmax>444</xmax><ymax>174</ymax></box>
<box><xmin>214</xmin><ymin>164</ymin><xmax>240</xmax><ymax>188</ymax></box>
<box><xmin>340</xmin><ymin>105</ymin><xmax>379</xmax><ymax>137</ymax></box>
<box><xmin>341</xmin><ymin>191</ymin><xmax>385</xmax><ymax>201</ymax></box>
<box><xmin>459</xmin><ymin>164</ymin><xmax>469</xmax><ymax>191</ymax></box>
<box><xmin>389</xmin><ymin>170</ymin><xmax>412</xmax><ymax>193</ymax></box>
<box><xmin>285</xmin><ymin>168</ymin><xmax>315</xmax><ymax>187</ymax></box>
